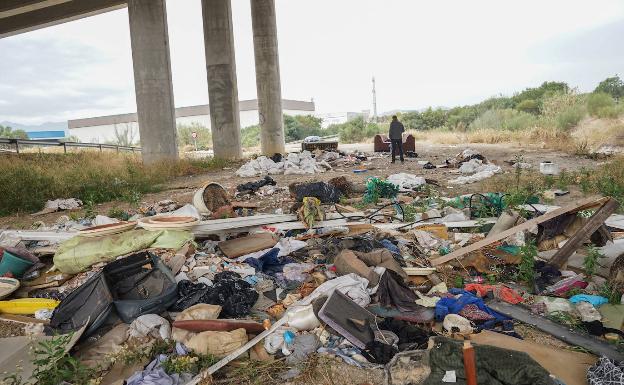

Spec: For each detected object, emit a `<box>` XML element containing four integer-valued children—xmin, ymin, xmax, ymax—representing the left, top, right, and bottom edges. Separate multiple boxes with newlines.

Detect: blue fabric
<box><xmin>380</xmin><ymin>239</ymin><xmax>401</xmax><ymax>256</ymax></box>
<box><xmin>569</xmin><ymin>294</ymin><xmax>608</xmax><ymax>307</ymax></box>
<box><xmin>246</xmin><ymin>248</ymin><xmax>294</xmax><ymax>276</ymax></box>
<box><xmin>435</xmin><ymin>289</ymin><xmax>509</xmax><ymax>323</ymax></box>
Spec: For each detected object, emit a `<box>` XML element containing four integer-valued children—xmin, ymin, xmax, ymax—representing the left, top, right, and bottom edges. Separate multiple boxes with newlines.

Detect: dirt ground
<box><xmin>0</xmin><ymin>141</ymin><xmax>602</xmax><ymax>229</ymax></box>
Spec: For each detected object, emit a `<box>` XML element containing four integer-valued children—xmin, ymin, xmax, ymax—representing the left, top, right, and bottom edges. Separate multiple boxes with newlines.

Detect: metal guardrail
<box><xmin>0</xmin><ymin>138</ymin><xmax>141</xmax><ymax>154</ymax></box>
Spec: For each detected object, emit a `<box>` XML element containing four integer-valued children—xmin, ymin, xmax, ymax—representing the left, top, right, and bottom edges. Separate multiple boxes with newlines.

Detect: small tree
<box><xmin>0</xmin><ymin>125</ymin><xmax>28</xmax><ymax>139</ymax></box>
<box><xmin>111</xmin><ymin>123</ymin><xmax>138</xmax><ymax>146</ymax></box>
<box><xmin>595</xmin><ymin>75</ymin><xmax>624</xmax><ymax>101</ymax></box>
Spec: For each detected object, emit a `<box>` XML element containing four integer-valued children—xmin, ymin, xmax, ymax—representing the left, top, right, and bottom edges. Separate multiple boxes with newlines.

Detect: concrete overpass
<box><xmin>0</xmin><ymin>0</ymin><xmax>285</xmax><ymax>162</ymax></box>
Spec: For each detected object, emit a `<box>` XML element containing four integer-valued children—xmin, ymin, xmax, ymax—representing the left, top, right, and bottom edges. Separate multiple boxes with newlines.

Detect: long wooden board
<box><xmin>549</xmin><ymin>198</ymin><xmax>619</xmax><ymax>267</ymax></box>
<box><xmin>430</xmin><ymin>197</ymin><xmax>606</xmax><ymax>266</ymax></box>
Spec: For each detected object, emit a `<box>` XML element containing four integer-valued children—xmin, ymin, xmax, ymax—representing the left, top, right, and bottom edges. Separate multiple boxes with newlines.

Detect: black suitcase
<box><xmin>103</xmin><ymin>251</ymin><xmax>178</xmax><ymax>323</ymax></box>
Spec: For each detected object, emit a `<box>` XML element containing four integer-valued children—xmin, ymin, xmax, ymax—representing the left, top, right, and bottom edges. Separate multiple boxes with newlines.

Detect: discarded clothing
<box><xmin>364</xmin><ymin>341</ymin><xmax>398</xmax><ymax>364</ymax></box>
<box><xmin>126</xmin><ymin>354</ymin><xmax>192</xmax><ymax>385</ymax></box>
<box><xmin>435</xmin><ymin>289</ymin><xmax>508</xmax><ymax>323</ymax></box>
<box><xmin>296</xmin><ymin>272</ymin><xmax>370</xmax><ymax>307</ymax></box>
<box><xmin>378</xmin><ymin>318</ymin><xmax>432</xmax><ymax>350</ymax></box>
<box><xmin>464</xmin><ymin>284</ymin><xmax>524</xmax><ymax>305</ymax></box>
<box><xmin>333</xmin><ymin>249</ymin><xmax>407</xmax><ymax>288</ymax></box>
<box><xmin>587</xmin><ymin>356</ymin><xmax>624</xmax><ymax>385</ymax></box>
<box><xmin>246</xmin><ymin>248</ymin><xmax>294</xmax><ymax>276</ymax></box>
<box><xmin>377</xmin><ymin>270</ymin><xmax>424</xmax><ymax>313</ymax></box>
<box><xmin>423</xmin><ymin>337</ymin><xmax>553</xmax><ymax>385</ymax></box>
<box><xmin>236</xmin><ymin>175</ymin><xmax>276</xmax><ymax>194</ymax></box>
<box><xmin>172</xmin><ymin>272</ymin><xmax>258</xmax><ymax>317</ymax></box>
<box><xmin>576</xmin><ymin>302</ymin><xmax>602</xmax><ymax>322</ymax></box>
<box><xmin>129</xmin><ymin>314</ymin><xmax>171</xmax><ymax>340</ymax></box>
<box><xmin>569</xmin><ymin>294</ymin><xmax>608</xmax><ymax>307</ymax></box>
<box><xmin>443</xmin><ymin>314</ymin><xmax>473</xmax><ymax>334</ymax></box>
<box><xmin>290</xmin><ymin>181</ymin><xmax>342</xmax><ymax>203</ymax></box>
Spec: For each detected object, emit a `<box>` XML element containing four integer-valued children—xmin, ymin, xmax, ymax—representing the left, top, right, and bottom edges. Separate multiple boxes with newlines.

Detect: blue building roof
<box><xmin>26</xmin><ymin>131</ymin><xmax>66</xmax><ymax>139</ymax></box>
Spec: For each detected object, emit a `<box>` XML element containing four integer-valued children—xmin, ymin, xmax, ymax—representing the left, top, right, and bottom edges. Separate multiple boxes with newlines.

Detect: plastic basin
<box><xmin>0</xmin><ymin>251</ymin><xmax>34</xmax><ymax>278</ymax></box>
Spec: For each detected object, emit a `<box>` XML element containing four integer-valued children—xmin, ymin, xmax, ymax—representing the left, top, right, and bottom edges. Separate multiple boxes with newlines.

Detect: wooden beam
<box><xmin>549</xmin><ymin>198</ymin><xmax>619</xmax><ymax>268</ymax></box>
<box><xmin>430</xmin><ymin>197</ymin><xmax>607</xmax><ymax>267</ymax></box>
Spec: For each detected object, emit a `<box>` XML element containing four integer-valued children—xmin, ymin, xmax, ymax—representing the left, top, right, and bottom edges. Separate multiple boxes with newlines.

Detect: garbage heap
<box><xmin>0</xmin><ymin>150</ymin><xmax>623</xmax><ymax>385</ymax></box>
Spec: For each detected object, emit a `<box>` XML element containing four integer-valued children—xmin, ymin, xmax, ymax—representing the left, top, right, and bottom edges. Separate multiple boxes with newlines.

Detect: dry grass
<box><xmin>408</xmin><ymin>126</ymin><xmax>575</xmax><ymax>151</ymax></box>
<box><xmin>0</xmin><ymin>152</ymin><xmax>229</xmax><ymax>216</ymax></box>
<box><xmin>571</xmin><ymin>117</ymin><xmax>624</xmax><ymax>151</ymax></box>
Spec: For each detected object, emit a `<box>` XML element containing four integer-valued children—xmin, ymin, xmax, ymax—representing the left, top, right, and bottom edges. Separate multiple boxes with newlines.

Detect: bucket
<box><xmin>0</xmin><ymin>251</ymin><xmax>34</xmax><ymax>278</ymax></box>
<box><xmin>193</xmin><ymin>182</ymin><xmax>229</xmax><ymax>214</ymax></box>
<box><xmin>540</xmin><ymin>161</ymin><xmax>560</xmax><ymax>175</ymax></box>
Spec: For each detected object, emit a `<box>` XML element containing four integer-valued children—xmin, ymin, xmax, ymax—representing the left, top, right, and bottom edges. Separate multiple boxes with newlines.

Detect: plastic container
<box><xmin>0</xmin><ymin>251</ymin><xmax>34</xmax><ymax>278</ymax></box>
<box><xmin>0</xmin><ymin>298</ymin><xmax>59</xmax><ymax>315</ymax></box>
<box><xmin>540</xmin><ymin>161</ymin><xmax>560</xmax><ymax>175</ymax></box>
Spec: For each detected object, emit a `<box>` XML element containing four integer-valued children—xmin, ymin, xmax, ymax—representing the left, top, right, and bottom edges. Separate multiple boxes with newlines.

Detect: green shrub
<box><xmin>587</xmin><ymin>92</ymin><xmax>615</xmax><ymax>117</ymax></box>
<box><xmin>241</xmin><ymin>124</ymin><xmax>261</xmax><ymax>147</ymax></box>
<box><xmin>595</xmin><ymin>75</ymin><xmax>624</xmax><ymax>101</ymax></box>
<box><xmin>0</xmin><ymin>153</ymin><xmax>227</xmax><ymax>216</ymax></box>
<box><xmin>596</xmin><ymin>105</ymin><xmax>619</xmax><ymax>119</ymax></box>
<box><xmin>556</xmin><ymin>106</ymin><xmax>585</xmax><ymax>130</ymax></box>
<box><xmin>516</xmin><ymin>99</ymin><xmax>540</xmax><ymax>114</ymax></box>
<box><xmin>470</xmin><ymin>109</ymin><xmax>536</xmax><ymax>131</ymax></box>
<box><xmin>327</xmin><ymin>117</ymin><xmax>384</xmax><ymax>143</ymax></box>
<box><xmin>177</xmin><ymin>123</ymin><xmax>212</xmax><ymax>149</ymax></box>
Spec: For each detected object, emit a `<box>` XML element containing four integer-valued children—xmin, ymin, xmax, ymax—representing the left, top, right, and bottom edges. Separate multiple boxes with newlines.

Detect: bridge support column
<box><xmin>127</xmin><ymin>0</ymin><xmax>178</xmax><ymax>163</ymax></box>
<box><xmin>202</xmin><ymin>0</ymin><xmax>242</xmax><ymax>159</ymax></box>
<box><xmin>251</xmin><ymin>0</ymin><xmax>285</xmax><ymax>155</ymax></box>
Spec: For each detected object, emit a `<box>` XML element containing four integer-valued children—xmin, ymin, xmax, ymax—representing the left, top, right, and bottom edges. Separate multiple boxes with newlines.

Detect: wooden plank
<box><xmin>549</xmin><ymin>198</ymin><xmax>619</xmax><ymax>268</ymax></box>
<box><xmin>430</xmin><ymin>197</ymin><xmax>605</xmax><ymax>266</ymax></box>
<box><xmin>488</xmin><ymin>300</ymin><xmax>624</xmax><ymax>362</ymax></box>
<box><xmin>218</xmin><ymin>233</ymin><xmax>278</xmax><ymax>259</ymax></box>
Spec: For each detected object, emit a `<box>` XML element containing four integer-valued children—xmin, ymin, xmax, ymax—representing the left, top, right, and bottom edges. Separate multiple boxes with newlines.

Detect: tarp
<box><xmin>53</xmin><ymin>230</ymin><xmax>193</xmax><ymax>274</ymax></box>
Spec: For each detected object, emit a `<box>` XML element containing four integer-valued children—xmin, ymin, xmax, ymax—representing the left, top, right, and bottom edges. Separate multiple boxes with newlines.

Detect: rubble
<box><xmin>1</xmin><ymin>146</ymin><xmax>624</xmax><ymax>385</ymax></box>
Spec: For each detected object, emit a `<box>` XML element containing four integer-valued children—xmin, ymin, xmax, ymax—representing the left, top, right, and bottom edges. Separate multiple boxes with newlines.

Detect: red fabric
<box><xmin>464</xmin><ymin>284</ymin><xmax>524</xmax><ymax>305</ymax></box>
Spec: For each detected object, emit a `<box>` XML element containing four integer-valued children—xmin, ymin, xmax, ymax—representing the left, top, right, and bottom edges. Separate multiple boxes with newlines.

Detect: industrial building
<box><xmin>68</xmin><ymin>99</ymin><xmax>315</xmax><ymax>144</ymax></box>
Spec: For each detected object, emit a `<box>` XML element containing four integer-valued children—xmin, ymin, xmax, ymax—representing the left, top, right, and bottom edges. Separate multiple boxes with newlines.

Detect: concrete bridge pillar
<box><xmin>127</xmin><ymin>0</ymin><xmax>178</xmax><ymax>163</ymax></box>
<box><xmin>251</xmin><ymin>0</ymin><xmax>285</xmax><ymax>155</ymax></box>
<box><xmin>202</xmin><ymin>0</ymin><xmax>242</xmax><ymax>159</ymax></box>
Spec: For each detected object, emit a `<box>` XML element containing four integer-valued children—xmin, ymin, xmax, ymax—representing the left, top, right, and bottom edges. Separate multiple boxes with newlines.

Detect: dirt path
<box><xmin>0</xmin><ymin>141</ymin><xmax>601</xmax><ymax>229</ymax></box>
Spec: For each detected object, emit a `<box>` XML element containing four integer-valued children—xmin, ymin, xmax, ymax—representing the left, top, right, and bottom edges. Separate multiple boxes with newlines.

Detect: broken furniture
<box><xmin>374</xmin><ymin>134</ymin><xmax>415</xmax><ymax>153</ymax></box>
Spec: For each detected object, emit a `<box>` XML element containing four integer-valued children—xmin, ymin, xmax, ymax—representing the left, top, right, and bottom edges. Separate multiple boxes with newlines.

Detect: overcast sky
<box><xmin>1</xmin><ymin>0</ymin><xmax>624</xmax><ymax>125</ymax></box>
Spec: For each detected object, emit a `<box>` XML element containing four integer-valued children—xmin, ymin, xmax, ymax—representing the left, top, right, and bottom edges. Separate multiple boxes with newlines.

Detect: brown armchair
<box><xmin>374</xmin><ymin>134</ymin><xmax>415</xmax><ymax>153</ymax></box>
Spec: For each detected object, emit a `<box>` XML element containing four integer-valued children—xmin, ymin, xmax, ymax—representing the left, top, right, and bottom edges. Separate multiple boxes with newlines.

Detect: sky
<box><xmin>1</xmin><ymin>0</ymin><xmax>624</xmax><ymax>125</ymax></box>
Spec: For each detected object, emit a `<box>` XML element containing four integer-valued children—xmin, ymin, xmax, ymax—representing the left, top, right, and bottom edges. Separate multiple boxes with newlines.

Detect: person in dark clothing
<box><xmin>388</xmin><ymin>115</ymin><xmax>405</xmax><ymax>163</ymax></box>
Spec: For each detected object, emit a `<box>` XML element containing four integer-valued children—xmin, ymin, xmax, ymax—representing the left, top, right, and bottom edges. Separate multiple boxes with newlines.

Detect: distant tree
<box><xmin>65</xmin><ymin>135</ymin><xmax>80</xmax><ymax>142</ymax></box>
<box><xmin>241</xmin><ymin>125</ymin><xmax>261</xmax><ymax>148</ymax></box>
<box><xmin>595</xmin><ymin>75</ymin><xmax>624</xmax><ymax>101</ymax></box>
<box><xmin>283</xmin><ymin>114</ymin><xmax>323</xmax><ymax>142</ymax></box>
<box><xmin>177</xmin><ymin>122</ymin><xmax>212</xmax><ymax>149</ymax></box>
<box><xmin>110</xmin><ymin>123</ymin><xmax>138</xmax><ymax>147</ymax></box>
<box><xmin>0</xmin><ymin>125</ymin><xmax>28</xmax><ymax>139</ymax></box>
<box><xmin>512</xmin><ymin>81</ymin><xmax>569</xmax><ymax>112</ymax></box>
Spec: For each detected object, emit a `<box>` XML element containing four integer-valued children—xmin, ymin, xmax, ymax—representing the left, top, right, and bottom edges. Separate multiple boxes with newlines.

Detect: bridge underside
<box><xmin>1</xmin><ymin>0</ymin><xmax>285</xmax><ymax>162</ymax></box>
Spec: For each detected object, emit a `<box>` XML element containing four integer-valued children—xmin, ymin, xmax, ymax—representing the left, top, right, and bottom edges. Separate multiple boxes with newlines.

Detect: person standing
<box><xmin>389</xmin><ymin>115</ymin><xmax>405</xmax><ymax>163</ymax></box>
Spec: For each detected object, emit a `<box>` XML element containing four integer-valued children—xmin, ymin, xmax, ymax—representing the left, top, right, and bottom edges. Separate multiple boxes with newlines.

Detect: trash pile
<box><xmin>1</xmin><ymin>148</ymin><xmax>624</xmax><ymax>385</ymax></box>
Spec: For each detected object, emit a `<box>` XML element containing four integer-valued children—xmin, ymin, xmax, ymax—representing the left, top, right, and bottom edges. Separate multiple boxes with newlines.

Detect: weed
<box><xmin>107</xmin><ymin>208</ymin><xmax>130</xmax><ymax>221</ymax></box>
<box><xmin>583</xmin><ymin>245</ymin><xmax>605</xmax><ymax>278</ymax></box>
<box><xmin>598</xmin><ymin>283</ymin><xmax>622</xmax><ymax>305</ymax></box>
<box><xmin>0</xmin><ymin>153</ymin><xmax>228</xmax><ymax>216</ymax></box>
<box><xmin>548</xmin><ymin>311</ymin><xmax>582</xmax><ymax>329</ymax></box>
<box><xmin>161</xmin><ymin>353</ymin><xmax>218</xmax><ymax>376</ymax></box>
<box><xmin>516</xmin><ymin>241</ymin><xmax>537</xmax><ymax>287</ymax></box>
<box><xmin>2</xmin><ymin>333</ymin><xmax>96</xmax><ymax>385</ymax></box>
